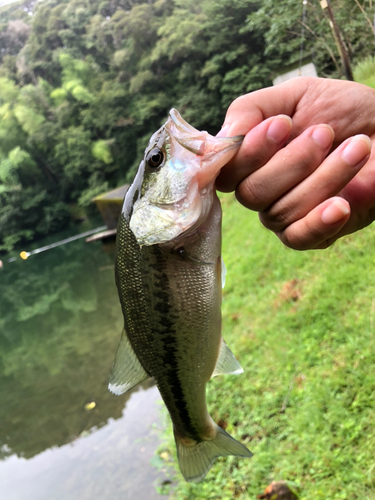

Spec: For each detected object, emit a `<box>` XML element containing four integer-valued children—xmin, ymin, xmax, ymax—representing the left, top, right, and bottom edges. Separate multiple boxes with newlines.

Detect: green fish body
<box><xmin>109</xmin><ymin>109</ymin><xmax>252</xmax><ymax>482</ymax></box>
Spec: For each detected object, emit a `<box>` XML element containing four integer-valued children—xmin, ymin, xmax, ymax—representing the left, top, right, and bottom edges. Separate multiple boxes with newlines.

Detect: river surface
<box><xmin>0</xmin><ymin>226</ymin><xmax>171</xmax><ymax>500</ymax></box>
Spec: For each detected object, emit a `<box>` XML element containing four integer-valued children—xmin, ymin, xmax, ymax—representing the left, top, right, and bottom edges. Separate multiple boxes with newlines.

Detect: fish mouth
<box><xmin>168</xmin><ymin>109</ymin><xmax>243</xmax><ymax>156</ymax></box>
<box><xmin>170</xmin><ymin>108</ymin><xmax>200</xmax><ymax>136</ymax></box>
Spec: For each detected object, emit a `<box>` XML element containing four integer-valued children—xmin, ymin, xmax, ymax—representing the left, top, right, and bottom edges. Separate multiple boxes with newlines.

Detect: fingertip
<box><xmin>266</xmin><ymin>115</ymin><xmax>293</xmax><ymax>144</ymax></box>
<box><xmin>275</xmin><ymin>198</ymin><xmax>351</xmax><ymax>251</ymax></box>
<box><xmin>216</xmin><ymin>124</ymin><xmax>231</xmax><ymax>138</ymax></box>
<box><xmin>311</xmin><ymin>124</ymin><xmax>335</xmax><ymax>149</ymax></box>
<box><xmin>321</xmin><ymin>197</ymin><xmax>350</xmax><ymax>225</ymax></box>
<box><xmin>341</xmin><ymin>135</ymin><xmax>372</xmax><ymax>167</ymax></box>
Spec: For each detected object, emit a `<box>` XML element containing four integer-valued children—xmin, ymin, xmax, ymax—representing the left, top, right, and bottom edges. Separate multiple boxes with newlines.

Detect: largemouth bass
<box><xmin>109</xmin><ymin>109</ymin><xmax>252</xmax><ymax>482</ymax></box>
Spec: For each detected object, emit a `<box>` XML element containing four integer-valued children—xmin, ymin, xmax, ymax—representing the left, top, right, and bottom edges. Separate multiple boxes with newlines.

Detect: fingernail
<box><xmin>216</xmin><ymin>124</ymin><xmax>231</xmax><ymax>137</ymax></box>
<box><xmin>342</xmin><ymin>135</ymin><xmax>372</xmax><ymax>166</ymax></box>
<box><xmin>312</xmin><ymin>125</ymin><xmax>334</xmax><ymax>149</ymax></box>
<box><xmin>266</xmin><ymin>115</ymin><xmax>292</xmax><ymax>144</ymax></box>
<box><xmin>321</xmin><ymin>198</ymin><xmax>350</xmax><ymax>224</ymax></box>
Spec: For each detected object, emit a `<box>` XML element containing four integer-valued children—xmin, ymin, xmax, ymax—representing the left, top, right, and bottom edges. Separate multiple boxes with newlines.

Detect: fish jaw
<box><xmin>128</xmin><ymin>109</ymin><xmax>242</xmax><ymax>247</ymax></box>
<box><xmin>128</xmin><ymin>182</ymin><xmax>201</xmax><ymax>247</ymax></box>
<box><xmin>167</xmin><ymin>108</ymin><xmax>243</xmax><ymax>191</ymax></box>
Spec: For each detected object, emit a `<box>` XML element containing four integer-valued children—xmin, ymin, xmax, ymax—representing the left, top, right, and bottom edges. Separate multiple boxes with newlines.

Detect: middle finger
<box><xmin>235</xmin><ymin>124</ymin><xmax>335</xmax><ymax>211</ymax></box>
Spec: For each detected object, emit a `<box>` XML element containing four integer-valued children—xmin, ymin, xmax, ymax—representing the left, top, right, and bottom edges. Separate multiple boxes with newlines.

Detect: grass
<box><xmin>354</xmin><ymin>56</ymin><xmax>375</xmax><ymax>89</ymax></box>
<box><xmin>155</xmin><ymin>193</ymin><xmax>375</xmax><ymax>499</ymax></box>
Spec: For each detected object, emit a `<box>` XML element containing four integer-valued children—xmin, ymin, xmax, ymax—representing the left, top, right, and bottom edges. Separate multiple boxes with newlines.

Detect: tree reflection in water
<box><xmin>0</xmin><ymin>232</ymin><xmax>169</xmax><ymax>499</ymax></box>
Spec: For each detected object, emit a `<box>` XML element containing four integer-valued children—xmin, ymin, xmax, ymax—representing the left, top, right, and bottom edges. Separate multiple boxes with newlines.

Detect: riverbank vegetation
<box><xmin>157</xmin><ymin>194</ymin><xmax>375</xmax><ymax>499</ymax></box>
<box><xmin>1</xmin><ymin>0</ymin><xmax>375</xmax><ymax>252</ymax></box>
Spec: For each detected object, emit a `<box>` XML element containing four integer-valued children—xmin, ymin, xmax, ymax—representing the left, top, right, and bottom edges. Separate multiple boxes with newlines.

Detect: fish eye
<box><xmin>146</xmin><ymin>148</ymin><xmax>164</xmax><ymax>168</ymax></box>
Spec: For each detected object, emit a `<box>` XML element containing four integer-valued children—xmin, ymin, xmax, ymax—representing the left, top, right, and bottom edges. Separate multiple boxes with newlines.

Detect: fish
<box><xmin>109</xmin><ymin>109</ymin><xmax>252</xmax><ymax>482</ymax></box>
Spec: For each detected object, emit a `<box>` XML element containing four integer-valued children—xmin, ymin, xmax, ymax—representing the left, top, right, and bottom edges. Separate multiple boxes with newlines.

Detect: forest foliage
<box><xmin>0</xmin><ymin>0</ymin><xmax>375</xmax><ymax>251</ymax></box>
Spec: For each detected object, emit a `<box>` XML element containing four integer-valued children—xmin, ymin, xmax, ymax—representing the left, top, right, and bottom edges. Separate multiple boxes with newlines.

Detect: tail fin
<box><xmin>174</xmin><ymin>423</ymin><xmax>252</xmax><ymax>482</ymax></box>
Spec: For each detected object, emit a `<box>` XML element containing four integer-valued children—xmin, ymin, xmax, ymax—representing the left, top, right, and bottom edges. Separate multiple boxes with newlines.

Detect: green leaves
<box><xmin>1</xmin><ymin>0</ymin><xmax>374</xmax><ymax>252</ymax></box>
<box><xmin>353</xmin><ymin>56</ymin><xmax>375</xmax><ymax>89</ymax></box>
<box><xmin>14</xmin><ymin>104</ymin><xmax>45</xmax><ymax>134</ymax></box>
<box><xmin>92</xmin><ymin>139</ymin><xmax>113</xmax><ymax>164</ymax></box>
<box><xmin>0</xmin><ymin>147</ymin><xmax>40</xmax><ymax>187</ymax></box>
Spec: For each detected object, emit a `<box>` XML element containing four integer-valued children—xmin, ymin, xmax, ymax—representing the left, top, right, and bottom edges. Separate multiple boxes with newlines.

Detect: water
<box><xmin>0</xmin><ymin>229</ymin><xmax>171</xmax><ymax>500</ymax></box>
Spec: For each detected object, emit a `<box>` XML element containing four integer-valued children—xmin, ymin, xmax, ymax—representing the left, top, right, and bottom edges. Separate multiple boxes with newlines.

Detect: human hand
<box><xmin>216</xmin><ymin>77</ymin><xmax>375</xmax><ymax>249</ymax></box>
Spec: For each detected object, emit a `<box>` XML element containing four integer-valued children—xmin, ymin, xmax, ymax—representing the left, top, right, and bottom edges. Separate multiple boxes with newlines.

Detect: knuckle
<box><xmin>297</xmin><ymin>152</ymin><xmax>318</xmax><ymax>173</ymax></box>
<box><xmin>225</xmin><ymin>95</ymin><xmax>249</xmax><ymax>117</ymax></box>
<box><xmin>242</xmin><ymin>138</ymin><xmax>274</xmax><ymax>166</ymax></box>
<box><xmin>236</xmin><ymin>176</ymin><xmax>268</xmax><ymax>211</ymax></box>
<box><xmin>279</xmin><ymin>230</ymin><xmax>311</xmax><ymax>251</ymax></box>
<box><xmin>277</xmin><ymin>218</ymin><xmax>339</xmax><ymax>251</ymax></box>
<box><xmin>278</xmin><ymin>235</ymin><xmax>302</xmax><ymax>250</ymax></box>
<box><xmin>316</xmin><ymin>237</ymin><xmax>336</xmax><ymax>249</ymax></box>
<box><xmin>259</xmin><ymin>203</ymin><xmax>291</xmax><ymax>232</ymax></box>
<box><xmin>231</xmin><ymin>94</ymin><xmax>250</xmax><ymax>110</ymax></box>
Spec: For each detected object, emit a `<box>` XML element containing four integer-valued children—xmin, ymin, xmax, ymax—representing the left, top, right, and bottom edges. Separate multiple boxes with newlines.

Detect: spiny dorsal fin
<box><xmin>211</xmin><ymin>338</ymin><xmax>243</xmax><ymax>377</ymax></box>
<box><xmin>108</xmin><ymin>328</ymin><xmax>150</xmax><ymax>395</ymax></box>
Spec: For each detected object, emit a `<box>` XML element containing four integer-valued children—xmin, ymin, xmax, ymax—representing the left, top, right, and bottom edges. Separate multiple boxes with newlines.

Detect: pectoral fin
<box><xmin>108</xmin><ymin>328</ymin><xmax>150</xmax><ymax>395</ymax></box>
<box><xmin>211</xmin><ymin>338</ymin><xmax>243</xmax><ymax>377</ymax></box>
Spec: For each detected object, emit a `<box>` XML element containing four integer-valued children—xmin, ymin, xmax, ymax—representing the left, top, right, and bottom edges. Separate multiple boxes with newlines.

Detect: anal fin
<box><xmin>108</xmin><ymin>328</ymin><xmax>150</xmax><ymax>395</ymax></box>
<box><xmin>211</xmin><ymin>337</ymin><xmax>243</xmax><ymax>377</ymax></box>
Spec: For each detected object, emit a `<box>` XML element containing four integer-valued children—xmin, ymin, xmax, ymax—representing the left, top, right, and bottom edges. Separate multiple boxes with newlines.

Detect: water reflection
<box><xmin>0</xmin><ymin>231</ymin><xmax>169</xmax><ymax>499</ymax></box>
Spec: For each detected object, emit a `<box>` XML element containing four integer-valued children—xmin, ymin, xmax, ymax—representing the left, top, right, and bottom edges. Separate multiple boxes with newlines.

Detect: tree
<box><xmin>0</xmin><ymin>0</ymin><xmax>374</xmax><ymax>252</ymax></box>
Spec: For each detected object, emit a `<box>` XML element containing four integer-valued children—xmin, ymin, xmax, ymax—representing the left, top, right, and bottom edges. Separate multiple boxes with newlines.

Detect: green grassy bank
<box><xmin>157</xmin><ymin>193</ymin><xmax>375</xmax><ymax>500</ymax></box>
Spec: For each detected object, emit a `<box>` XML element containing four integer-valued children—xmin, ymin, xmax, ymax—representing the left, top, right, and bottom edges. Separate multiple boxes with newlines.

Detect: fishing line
<box><xmin>5</xmin><ymin>226</ymin><xmax>107</xmax><ymax>264</ymax></box>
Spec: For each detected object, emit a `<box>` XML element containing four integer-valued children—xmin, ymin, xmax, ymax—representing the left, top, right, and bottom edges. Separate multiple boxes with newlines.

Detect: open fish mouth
<box><xmin>167</xmin><ymin>109</ymin><xmax>243</xmax><ymax>157</ymax></box>
<box><xmin>169</xmin><ymin>108</ymin><xmax>201</xmax><ymax>136</ymax></box>
<box><xmin>128</xmin><ymin>109</ymin><xmax>244</xmax><ymax>246</ymax></box>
